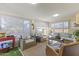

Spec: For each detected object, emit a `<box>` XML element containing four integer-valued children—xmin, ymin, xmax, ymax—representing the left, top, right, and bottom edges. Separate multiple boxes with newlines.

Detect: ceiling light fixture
<box><xmin>31</xmin><ymin>3</ymin><xmax>37</xmax><ymax>4</ymax></box>
<box><xmin>53</xmin><ymin>14</ymin><xmax>59</xmax><ymax>17</ymax></box>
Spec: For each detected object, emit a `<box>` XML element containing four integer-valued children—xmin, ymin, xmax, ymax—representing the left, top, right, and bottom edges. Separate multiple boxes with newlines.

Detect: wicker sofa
<box><xmin>46</xmin><ymin>42</ymin><xmax>79</xmax><ymax>56</ymax></box>
<box><xmin>20</xmin><ymin>38</ymin><xmax>36</xmax><ymax>51</ymax></box>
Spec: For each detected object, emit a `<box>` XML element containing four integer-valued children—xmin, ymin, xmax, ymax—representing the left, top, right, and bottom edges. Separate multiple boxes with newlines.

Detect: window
<box><xmin>54</xmin><ymin>22</ymin><xmax>63</xmax><ymax>29</ymax></box>
<box><xmin>50</xmin><ymin>21</ymin><xmax>69</xmax><ymax>33</ymax></box>
<box><xmin>63</xmin><ymin>22</ymin><xmax>69</xmax><ymax>33</ymax></box>
<box><xmin>64</xmin><ymin>22</ymin><xmax>68</xmax><ymax>29</ymax></box>
<box><xmin>0</xmin><ymin>15</ymin><xmax>30</xmax><ymax>38</ymax></box>
<box><xmin>35</xmin><ymin>21</ymin><xmax>49</xmax><ymax>36</ymax></box>
<box><xmin>23</xmin><ymin>20</ymin><xmax>30</xmax><ymax>37</ymax></box>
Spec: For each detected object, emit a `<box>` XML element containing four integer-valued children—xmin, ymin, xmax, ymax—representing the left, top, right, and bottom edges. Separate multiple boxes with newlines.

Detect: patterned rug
<box><xmin>0</xmin><ymin>47</ymin><xmax>22</xmax><ymax>56</ymax></box>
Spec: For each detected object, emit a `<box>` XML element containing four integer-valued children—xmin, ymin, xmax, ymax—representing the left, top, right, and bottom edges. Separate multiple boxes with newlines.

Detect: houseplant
<box><xmin>73</xmin><ymin>30</ymin><xmax>79</xmax><ymax>41</ymax></box>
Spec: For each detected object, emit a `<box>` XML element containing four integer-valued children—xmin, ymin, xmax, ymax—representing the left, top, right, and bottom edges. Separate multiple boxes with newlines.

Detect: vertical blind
<box><xmin>0</xmin><ymin>15</ymin><xmax>30</xmax><ymax>38</ymax></box>
<box><xmin>50</xmin><ymin>21</ymin><xmax>69</xmax><ymax>33</ymax></box>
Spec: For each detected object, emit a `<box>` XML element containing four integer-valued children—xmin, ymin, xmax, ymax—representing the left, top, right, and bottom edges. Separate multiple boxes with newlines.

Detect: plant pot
<box><xmin>76</xmin><ymin>38</ymin><xmax>79</xmax><ymax>42</ymax></box>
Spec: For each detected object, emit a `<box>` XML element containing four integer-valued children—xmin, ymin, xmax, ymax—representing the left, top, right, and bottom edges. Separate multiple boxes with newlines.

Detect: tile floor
<box><xmin>22</xmin><ymin>41</ymin><xmax>47</xmax><ymax>56</ymax></box>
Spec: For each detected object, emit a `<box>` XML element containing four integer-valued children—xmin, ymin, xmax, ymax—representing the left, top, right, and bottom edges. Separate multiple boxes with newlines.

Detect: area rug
<box><xmin>0</xmin><ymin>48</ymin><xmax>22</xmax><ymax>56</ymax></box>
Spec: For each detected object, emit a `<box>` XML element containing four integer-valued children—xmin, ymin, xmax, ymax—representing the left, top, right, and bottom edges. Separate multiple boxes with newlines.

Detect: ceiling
<box><xmin>0</xmin><ymin>3</ymin><xmax>79</xmax><ymax>22</ymax></box>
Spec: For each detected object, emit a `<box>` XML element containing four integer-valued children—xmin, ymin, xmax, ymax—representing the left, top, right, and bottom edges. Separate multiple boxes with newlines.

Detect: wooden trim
<box><xmin>63</xmin><ymin>42</ymin><xmax>79</xmax><ymax>47</ymax></box>
<box><xmin>46</xmin><ymin>45</ymin><xmax>59</xmax><ymax>56</ymax></box>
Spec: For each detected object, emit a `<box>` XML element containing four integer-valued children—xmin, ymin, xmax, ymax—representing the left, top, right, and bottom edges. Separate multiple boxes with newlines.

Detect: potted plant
<box><xmin>74</xmin><ymin>30</ymin><xmax>79</xmax><ymax>41</ymax></box>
